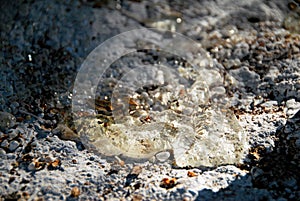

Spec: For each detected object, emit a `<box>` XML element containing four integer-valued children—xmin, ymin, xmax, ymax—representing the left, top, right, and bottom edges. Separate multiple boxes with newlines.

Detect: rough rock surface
<box><xmin>0</xmin><ymin>0</ymin><xmax>300</xmax><ymax>200</ymax></box>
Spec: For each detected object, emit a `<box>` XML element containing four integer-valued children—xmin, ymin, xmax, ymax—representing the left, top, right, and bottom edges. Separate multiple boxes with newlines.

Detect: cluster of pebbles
<box><xmin>1</xmin><ymin>0</ymin><xmax>300</xmax><ymax>200</ymax></box>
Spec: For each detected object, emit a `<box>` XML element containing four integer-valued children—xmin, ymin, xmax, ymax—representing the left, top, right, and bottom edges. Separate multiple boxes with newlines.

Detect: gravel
<box><xmin>0</xmin><ymin>0</ymin><xmax>300</xmax><ymax>200</ymax></box>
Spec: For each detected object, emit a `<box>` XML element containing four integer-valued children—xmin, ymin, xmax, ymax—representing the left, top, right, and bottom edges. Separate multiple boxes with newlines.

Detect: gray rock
<box><xmin>1</xmin><ymin>139</ymin><xmax>9</xmax><ymax>148</ymax></box>
<box><xmin>8</xmin><ymin>129</ymin><xmax>19</xmax><ymax>139</ymax></box>
<box><xmin>0</xmin><ymin>112</ymin><xmax>16</xmax><ymax>131</ymax></box>
<box><xmin>0</xmin><ymin>148</ymin><xmax>6</xmax><ymax>155</ymax></box>
<box><xmin>260</xmin><ymin>100</ymin><xmax>278</xmax><ymax>108</ymax></box>
<box><xmin>229</xmin><ymin>66</ymin><xmax>260</xmax><ymax>90</ymax></box>
<box><xmin>286</xmin><ymin>99</ymin><xmax>300</xmax><ymax>118</ymax></box>
<box><xmin>27</xmin><ymin>162</ymin><xmax>36</xmax><ymax>171</ymax></box>
<box><xmin>8</xmin><ymin>140</ymin><xmax>19</xmax><ymax>151</ymax></box>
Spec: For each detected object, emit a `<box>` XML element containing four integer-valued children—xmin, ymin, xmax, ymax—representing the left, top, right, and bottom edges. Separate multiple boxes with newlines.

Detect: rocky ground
<box><xmin>0</xmin><ymin>0</ymin><xmax>300</xmax><ymax>200</ymax></box>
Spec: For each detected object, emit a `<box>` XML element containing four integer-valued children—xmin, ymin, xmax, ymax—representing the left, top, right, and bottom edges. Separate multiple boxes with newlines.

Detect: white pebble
<box><xmin>155</xmin><ymin>151</ymin><xmax>171</xmax><ymax>162</ymax></box>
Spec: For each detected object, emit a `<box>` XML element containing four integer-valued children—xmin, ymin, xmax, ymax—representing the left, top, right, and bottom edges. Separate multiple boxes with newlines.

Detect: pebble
<box><xmin>9</xmin><ymin>101</ymin><xmax>19</xmax><ymax>114</ymax></box>
<box><xmin>0</xmin><ymin>148</ymin><xmax>6</xmax><ymax>155</ymax></box>
<box><xmin>155</xmin><ymin>151</ymin><xmax>171</xmax><ymax>162</ymax></box>
<box><xmin>250</xmin><ymin>167</ymin><xmax>264</xmax><ymax>180</ymax></box>
<box><xmin>253</xmin><ymin>97</ymin><xmax>264</xmax><ymax>106</ymax></box>
<box><xmin>70</xmin><ymin>186</ymin><xmax>80</xmax><ymax>197</ymax></box>
<box><xmin>9</xmin><ymin>140</ymin><xmax>20</xmax><ymax>151</ymax></box>
<box><xmin>6</xmin><ymin>153</ymin><xmax>17</xmax><ymax>160</ymax></box>
<box><xmin>8</xmin><ymin>129</ymin><xmax>19</xmax><ymax>139</ymax></box>
<box><xmin>0</xmin><ymin>112</ymin><xmax>16</xmax><ymax>131</ymax></box>
<box><xmin>27</xmin><ymin>162</ymin><xmax>37</xmax><ymax>171</ymax></box>
<box><xmin>1</xmin><ymin>139</ymin><xmax>9</xmax><ymax>148</ymax></box>
<box><xmin>260</xmin><ymin>100</ymin><xmax>278</xmax><ymax>108</ymax></box>
<box><xmin>229</xmin><ymin>66</ymin><xmax>260</xmax><ymax>88</ymax></box>
<box><xmin>286</xmin><ymin>99</ymin><xmax>300</xmax><ymax>117</ymax></box>
<box><xmin>131</xmin><ymin>165</ymin><xmax>142</xmax><ymax>175</ymax></box>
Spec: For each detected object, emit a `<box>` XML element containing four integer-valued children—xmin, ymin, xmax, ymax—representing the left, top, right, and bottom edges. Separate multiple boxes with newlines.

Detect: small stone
<box><xmin>160</xmin><ymin>177</ymin><xmax>177</xmax><ymax>189</ymax></box>
<box><xmin>9</xmin><ymin>140</ymin><xmax>20</xmax><ymax>151</ymax></box>
<box><xmin>54</xmin><ymin>124</ymin><xmax>80</xmax><ymax>142</ymax></box>
<box><xmin>21</xmin><ymin>191</ymin><xmax>30</xmax><ymax>200</ymax></box>
<box><xmin>70</xmin><ymin>186</ymin><xmax>80</xmax><ymax>197</ymax></box>
<box><xmin>187</xmin><ymin>171</ymin><xmax>198</xmax><ymax>177</ymax></box>
<box><xmin>182</xmin><ymin>195</ymin><xmax>192</xmax><ymax>201</ymax></box>
<box><xmin>286</xmin><ymin>99</ymin><xmax>300</xmax><ymax>109</ymax></box>
<box><xmin>6</xmin><ymin>153</ymin><xmax>16</xmax><ymax>160</ymax></box>
<box><xmin>131</xmin><ymin>165</ymin><xmax>142</xmax><ymax>175</ymax></box>
<box><xmin>27</xmin><ymin>162</ymin><xmax>36</xmax><ymax>171</ymax></box>
<box><xmin>286</xmin><ymin>99</ymin><xmax>300</xmax><ymax>117</ymax></box>
<box><xmin>132</xmin><ymin>194</ymin><xmax>143</xmax><ymax>201</ymax></box>
<box><xmin>0</xmin><ymin>131</ymin><xmax>4</xmax><ymax>138</ymax></box>
<box><xmin>1</xmin><ymin>139</ymin><xmax>9</xmax><ymax>148</ymax></box>
<box><xmin>0</xmin><ymin>112</ymin><xmax>16</xmax><ymax>130</ymax></box>
<box><xmin>48</xmin><ymin>159</ymin><xmax>61</xmax><ymax>169</ymax></box>
<box><xmin>253</xmin><ymin>97</ymin><xmax>264</xmax><ymax>106</ymax></box>
<box><xmin>9</xmin><ymin>102</ymin><xmax>19</xmax><ymax>114</ymax></box>
<box><xmin>260</xmin><ymin>100</ymin><xmax>278</xmax><ymax>108</ymax></box>
<box><xmin>250</xmin><ymin>167</ymin><xmax>264</xmax><ymax>180</ymax></box>
<box><xmin>0</xmin><ymin>148</ymin><xmax>6</xmax><ymax>155</ymax></box>
<box><xmin>8</xmin><ymin>129</ymin><xmax>19</xmax><ymax>139</ymax></box>
<box><xmin>229</xmin><ymin>66</ymin><xmax>260</xmax><ymax>87</ymax></box>
<box><xmin>155</xmin><ymin>151</ymin><xmax>171</xmax><ymax>162</ymax></box>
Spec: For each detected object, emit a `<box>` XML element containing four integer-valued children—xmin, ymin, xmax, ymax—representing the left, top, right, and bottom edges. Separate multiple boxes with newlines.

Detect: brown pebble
<box><xmin>70</xmin><ymin>186</ymin><xmax>80</xmax><ymax>197</ymax></box>
<box><xmin>48</xmin><ymin>159</ymin><xmax>61</xmax><ymax>168</ymax></box>
<box><xmin>119</xmin><ymin>160</ymin><xmax>125</xmax><ymax>166</ymax></box>
<box><xmin>160</xmin><ymin>177</ymin><xmax>177</xmax><ymax>189</ymax></box>
<box><xmin>249</xmin><ymin>145</ymin><xmax>266</xmax><ymax>161</ymax></box>
<box><xmin>16</xmin><ymin>116</ymin><xmax>24</xmax><ymax>122</ymax></box>
<box><xmin>22</xmin><ymin>191</ymin><xmax>30</xmax><ymax>199</ymax></box>
<box><xmin>131</xmin><ymin>165</ymin><xmax>142</xmax><ymax>175</ymax></box>
<box><xmin>55</xmin><ymin>124</ymin><xmax>80</xmax><ymax>141</ymax></box>
<box><xmin>288</xmin><ymin>2</ymin><xmax>297</xmax><ymax>11</ymax></box>
<box><xmin>187</xmin><ymin>171</ymin><xmax>198</xmax><ymax>177</ymax></box>
<box><xmin>183</xmin><ymin>197</ymin><xmax>191</xmax><ymax>201</ymax></box>
<box><xmin>33</xmin><ymin>159</ymin><xmax>45</xmax><ymax>170</ymax></box>
<box><xmin>34</xmin><ymin>197</ymin><xmax>44</xmax><ymax>201</ymax></box>
<box><xmin>132</xmin><ymin>194</ymin><xmax>143</xmax><ymax>201</ymax></box>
